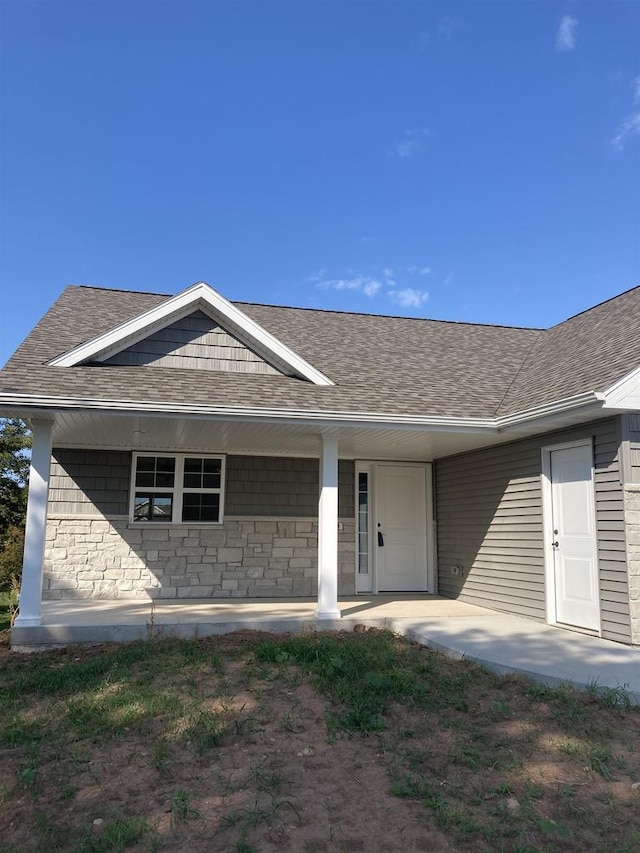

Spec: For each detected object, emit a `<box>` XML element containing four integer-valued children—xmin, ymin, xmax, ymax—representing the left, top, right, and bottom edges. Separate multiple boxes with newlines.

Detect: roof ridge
<box><xmin>73</xmin><ymin>284</ymin><xmax>171</xmax><ymax>297</ymax></box>
<box><xmin>66</xmin><ymin>284</ymin><xmax>543</xmax><ymax>332</ymax></box>
<box><xmin>548</xmin><ymin>283</ymin><xmax>640</xmax><ymax>329</ymax></box>
<box><xmin>237</xmin><ymin>300</ymin><xmax>543</xmax><ymax>331</ymax></box>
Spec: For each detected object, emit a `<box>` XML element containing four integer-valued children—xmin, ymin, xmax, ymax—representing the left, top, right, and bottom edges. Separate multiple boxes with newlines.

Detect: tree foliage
<box><xmin>0</xmin><ymin>419</ymin><xmax>31</xmax><ymax>591</ymax></box>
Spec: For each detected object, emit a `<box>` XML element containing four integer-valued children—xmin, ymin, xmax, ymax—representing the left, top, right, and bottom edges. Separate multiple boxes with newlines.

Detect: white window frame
<box><xmin>129</xmin><ymin>452</ymin><xmax>226</xmax><ymax>525</ymax></box>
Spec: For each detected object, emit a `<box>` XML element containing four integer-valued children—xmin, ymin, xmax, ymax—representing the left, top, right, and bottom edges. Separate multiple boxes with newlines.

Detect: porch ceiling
<box><xmin>40</xmin><ymin>409</ymin><xmax>506</xmax><ymax>461</ymax></box>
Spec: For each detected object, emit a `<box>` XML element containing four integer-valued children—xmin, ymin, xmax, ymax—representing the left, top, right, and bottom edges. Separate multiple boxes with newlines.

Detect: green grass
<box><xmin>1</xmin><ymin>630</ymin><xmax>639</xmax><ymax>853</ymax></box>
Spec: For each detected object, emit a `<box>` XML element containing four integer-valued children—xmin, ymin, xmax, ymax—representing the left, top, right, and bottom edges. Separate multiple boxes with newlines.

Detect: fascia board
<box><xmin>0</xmin><ymin>389</ymin><xmax>609</xmax><ymax>434</ymax></box>
<box><xmin>47</xmin><ymin>282</ymin><xmax>335</xmax><ymax>387</ymax></box>
<box><xmin>602</xmin><ymin>364</ymin><xmax>640</xmax><ymax>409</ymax></box>
<box><xmin>495</xmin><ymin>391</ymin><xmax>605</xmax><ymax>430</ymax></box>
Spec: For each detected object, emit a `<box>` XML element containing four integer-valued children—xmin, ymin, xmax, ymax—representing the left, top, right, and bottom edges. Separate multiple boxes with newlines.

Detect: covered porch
<box><xmin>10</xmin><ymin>400</ymin><xmax>615</xmax><ymax>639</ymax></box>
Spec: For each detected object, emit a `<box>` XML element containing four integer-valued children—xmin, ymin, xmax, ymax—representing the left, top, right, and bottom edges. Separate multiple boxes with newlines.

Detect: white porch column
<box><xmin>316</xmin><ymin>432</ymin><xmax>341</xmax><ymax>619</ymax></box>
<box><xmin>15</xmin><ymin>419</ymin><xmax>53</xmax><ymax>628</ymax></box>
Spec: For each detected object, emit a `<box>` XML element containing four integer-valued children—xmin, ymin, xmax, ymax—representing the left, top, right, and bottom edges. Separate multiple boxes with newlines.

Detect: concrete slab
<box><xmin>11</xmin><ymin>597</ymin><xmax>640</xmax><ymax>703</ymax></box>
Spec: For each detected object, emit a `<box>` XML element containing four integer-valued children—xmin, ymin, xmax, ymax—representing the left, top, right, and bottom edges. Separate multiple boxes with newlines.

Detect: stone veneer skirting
<box><xmin>624</xmin><ymin>485</ymin><xmax>640</xmax><ymax>645</ymax></box>
<box><xmin>43</xmin><ymin>516</ymin><xmax>356</xmax><ymax>600</ymax></box>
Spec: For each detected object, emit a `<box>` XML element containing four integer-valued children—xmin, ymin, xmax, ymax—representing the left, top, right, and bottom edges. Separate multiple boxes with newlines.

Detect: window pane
<box><xmin>202</xmin><ymin>473</ymin><xmax>221</xmax><ymax>489</ymax></box>
<box><xmin>155</xmin><ymin>472</ymin><xmax>175</xmax><ymax>487</ymax></box>
<box><xmin>203</xmin><ymin>458</ymin><xmax>221</xmax><ymax>474</ymax></box>
<box><xmin>137</xmin><ymin>457</ymin><xmax>155</xmax><ymax>472</ymax></box>
<box><xmin>152</xmin><ymin>496</ymin><xmax>173</xmax><ymax>519</ymax></box>
<box><xmin>183</xmin><ymin>472</ymin><xmax>201</xmax><ymax>489</ymax></box>
<box><xmin>135</xmin><ymin>472</ymin><xmax>154</xmax><ymax>488</ymax></box>
<box><xmin>182</xmin><ymin>493</ymin><xmax>220</xmax><ymax>523</ymax></box>
<box><xmin>184</xmin><ymin>458</ymin><xmax>201</xmax><ymax>473</ymax></box>
<box><xmin>358</xmin><ymin>472</ymin><xmax>368</xmax><ymax>490</ymax></box>
<box><xmin>134</xmin><ymin>493</ymin><xmax>173</xmax><ymax>522</ymax></box>
<box><xmin>156</xmin><ymin>457</ymin><xmax>176</xmax><ymax>473</ymax></box>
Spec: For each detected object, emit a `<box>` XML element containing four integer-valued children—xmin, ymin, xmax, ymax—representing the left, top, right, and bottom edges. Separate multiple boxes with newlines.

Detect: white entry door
<box><xmin>548</xmin><ymin>443</ymin><xmax>600</xmax><ymax>631</ymax></box>
<box><xmin>375</xmin><ymin>464</ymin><xmax>429</xmax><ymax>592</ymax></box>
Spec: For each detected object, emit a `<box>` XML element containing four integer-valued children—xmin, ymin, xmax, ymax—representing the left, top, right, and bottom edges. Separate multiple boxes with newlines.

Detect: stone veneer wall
<box><xmin>43</xmin><ymin>517</ymin><xmax>356</xmax><ymax>600</ymax></box>
<box><xmin>624</xmin><ymin>485</ymin><xmax>640</xmax><ymax>645</ymax></box>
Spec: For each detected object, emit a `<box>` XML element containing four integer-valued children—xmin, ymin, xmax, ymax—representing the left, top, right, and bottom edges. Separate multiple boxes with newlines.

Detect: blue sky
<box><xmin>1</xmin><ymin>0</ymin><xmax>639</xmax><ymax>366</ymax></box>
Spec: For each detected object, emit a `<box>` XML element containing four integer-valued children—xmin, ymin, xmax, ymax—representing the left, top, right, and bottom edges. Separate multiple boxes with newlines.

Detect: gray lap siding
<box><xmin>44</xmin><ymin>450</ymin><xmax>356</xmax><ymax>600</ymax></box>
<box><xmin>435</xmin><ymin>417</ymin><xmax>632</xmax><ymax>643</ymax></box>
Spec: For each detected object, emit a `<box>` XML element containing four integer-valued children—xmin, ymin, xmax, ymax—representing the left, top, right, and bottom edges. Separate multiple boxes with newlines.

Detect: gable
<box><xmin>102</xmin><ymin>310</ymin><xmax>281</xmax><ymax>375</ymax></box>
<box><xmin>47</xmin><ymin>281</ymin><xmax>334</xmax><ymax>385</ymax></box>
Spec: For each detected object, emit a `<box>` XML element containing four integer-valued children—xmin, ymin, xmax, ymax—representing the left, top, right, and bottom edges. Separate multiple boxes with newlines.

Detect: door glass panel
<box><xmin>357</xmin><ymin>472</ymin><xmax>368</xmax><ymax>574</ymax></box>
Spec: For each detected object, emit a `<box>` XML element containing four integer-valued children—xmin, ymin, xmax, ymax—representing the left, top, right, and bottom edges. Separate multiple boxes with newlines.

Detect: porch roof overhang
<box><xmin>0</xmin><ymin>388</ymin><xmax>617</xmax><ymax>461</ymax></box>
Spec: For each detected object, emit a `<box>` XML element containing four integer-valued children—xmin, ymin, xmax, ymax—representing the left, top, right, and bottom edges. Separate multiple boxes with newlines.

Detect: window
<box><xmin>130</xmin><ymin>453</ymin><xmax>225</xmax><ymax>523</ymax></box>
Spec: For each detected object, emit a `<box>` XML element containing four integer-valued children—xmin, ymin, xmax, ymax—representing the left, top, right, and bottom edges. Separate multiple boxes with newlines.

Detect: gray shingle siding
<box><xmin>225</xmin><ymin>456</ymin><xmax>354</xmax><ymax>517</ymax></box>
<box><xmin>628</xmin><ymin>413</ymin><xmax>640</xmax><ymax>484</ymax></box>
<box><xmin>435</xmin><ymin>418</ymin><xmax>632</xmax><ymax>643</ymax></box>
<box><xmin>48</xmin><ymin>450</ymin><xmax>355</xmax><ymax>521</ymax></box>
<box><xmin>104</xmin><ymin>310</ymin><xmax>280</xmax><ymax>375</ymax></box>
<box><xmin>49</xmin><ymin>450</ymin><xmax>131</xmax><ymax>516</ymax></box>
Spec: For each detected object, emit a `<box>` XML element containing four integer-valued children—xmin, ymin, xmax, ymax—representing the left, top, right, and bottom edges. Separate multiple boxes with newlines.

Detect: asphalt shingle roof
<box><xmin>1</xmin><ymin>283</ymin><xmax>639</xmax><ymax>420</ymax></box>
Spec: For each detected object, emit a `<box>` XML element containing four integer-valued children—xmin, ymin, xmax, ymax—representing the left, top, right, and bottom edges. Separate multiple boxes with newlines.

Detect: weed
<box><xmin>171</xmin><ymin>789</ymin><xmax>200</xmax><ymax>824</ymax></box>
<box><xmin>150</xmin><ymin>739</ymin><xmax>169</xmax><ymax>773</ymax></box>
<box><xmin>183</xmin><ymin>709</ymin><xmax>226</xmax><ymax>754</ymax></box>
<box><xmin>78</xmin><ymin>816</ymin><xmax>154</xmax><ymax>851</ymax></box>
<box><xmin>586</xmin><ymin>745</ymin><xmax>614</xmax><ymax>779</ymax></box>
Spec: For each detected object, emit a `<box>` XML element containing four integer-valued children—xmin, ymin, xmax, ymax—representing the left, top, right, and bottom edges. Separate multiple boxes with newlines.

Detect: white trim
<box><xmin>15</xmin><ymin>420</ymin><xmax>54</xmax><ymax>628</ymax></box>
<box><xmin>541</xmin><ymin>439</ymin><xmax>601</xmax><ymax>633</ymax></box>
<box><xmin>0</xmin><ymin>389</ymin><xmax>607</xmax><ymax>434</ymax></box>
<box><xmin>603</xmin><ymin>364</ymin><xmax>640</xmax><ymax>410</ymax></box>
<box><xmin>47</xmin><ymin>281</ymin><xmax>334</xmax><ymax>387</ymax></box>
<box><xmin>129</xmin><ymin>451</ymin><xmax>226</xmax><ymax>525</ymax></box>
<box><xmin>316</xmin><ymin>433</ymin><xmax>341</xmax><ymax>619</ymax></box>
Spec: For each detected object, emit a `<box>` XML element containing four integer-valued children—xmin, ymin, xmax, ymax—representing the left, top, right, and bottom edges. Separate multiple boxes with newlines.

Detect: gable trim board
<box><xmin>47</xmin><ymin>282</ymin><xmax>335</xmax><ymax>386</ymax></box>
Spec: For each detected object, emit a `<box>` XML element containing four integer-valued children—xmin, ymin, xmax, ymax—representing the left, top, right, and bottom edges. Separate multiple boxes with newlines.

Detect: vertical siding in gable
<box><xmin>104</xmin><ymin>311</ymin><xmax>281</xmax><ymax>375</ymax></box>
<box><xmin>435</xmin><ymin>418</ymin><xmax>631</xmax><ymax>642</ymax></box>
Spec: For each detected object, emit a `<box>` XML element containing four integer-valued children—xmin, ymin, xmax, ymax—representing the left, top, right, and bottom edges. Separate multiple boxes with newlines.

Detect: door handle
<box><xmin>377</xmin><ymin>531</ymin><xmax>385</xmax><ymax>546</ymax></box>
<box><xmin>552</xmin><ymin>541</ymin><xmax>559</xmax><ymax>549</ymax></box>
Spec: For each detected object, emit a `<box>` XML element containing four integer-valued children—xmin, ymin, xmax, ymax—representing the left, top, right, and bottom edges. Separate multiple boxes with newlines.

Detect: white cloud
<box><xmin>407</xmin><ymin>265</ymin><xmax>431</xmax><ymax>276</ymax></box>
<box><xmin>556</xmin><ymin>16</ymin><xmax>578</xmax><ymax>52</ymax></box>
<box><xmin>443</xmin><ymin>271</ymin><xmax>454</xmax><ymax>287</ymax></box>
<box><xmin>612</xmin><ymin>111</ymin><xmax>640</xmax><ymax>151</ymax></box>
<box><xmin>612</xmin><ymin>75</ymin><xmax>640</xmax><ymax>151</ymax></box>
<box><xmin>315</xmin><ymin>274</ymin><xmax>383</xmax><ymax>297</ymax></box>
<box><xmin>391</xmin><ymin>128</ymin><xmax>431</xmax><ymax>159</ymax></box>
<box><xmin>437</xmin><ymin>16</ymin><xmax>462</xmax><ymax>39</ymax></box>
<box><xmin>388</xmin><ymin>288</ymin><xmax>429</xmax><ymax>309</ymax></box>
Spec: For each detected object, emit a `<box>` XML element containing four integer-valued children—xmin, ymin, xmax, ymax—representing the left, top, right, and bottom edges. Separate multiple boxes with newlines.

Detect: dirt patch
<box><xmin>1</xmin><ymin>630</ymin><xmax>639</xmax><ymax>852</ymax></box>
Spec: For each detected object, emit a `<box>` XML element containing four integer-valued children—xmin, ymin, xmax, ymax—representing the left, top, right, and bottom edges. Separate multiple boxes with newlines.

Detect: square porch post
<box><xmin>316</xmin><ymin>432</ymin><xmax>341</xmax><ymax>619</ymax></box>
<box><xmin>14</xmin><ymin>419</ymin><xmax>53</xmax><ymax>628</ymax></box>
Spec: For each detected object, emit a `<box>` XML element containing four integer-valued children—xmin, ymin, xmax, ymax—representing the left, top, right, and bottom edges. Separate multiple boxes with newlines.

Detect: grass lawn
<box><xmin>1</xmin><ymin>629</ymin><xmax>639</xmax><ymax>852</ymax></box>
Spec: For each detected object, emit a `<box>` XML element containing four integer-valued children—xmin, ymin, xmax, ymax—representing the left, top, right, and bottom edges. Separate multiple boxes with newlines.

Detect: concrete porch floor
<box><xmin>12</xmin><ymin>595</ymin><xmax>640</xmax><ymax>703</ymax></box>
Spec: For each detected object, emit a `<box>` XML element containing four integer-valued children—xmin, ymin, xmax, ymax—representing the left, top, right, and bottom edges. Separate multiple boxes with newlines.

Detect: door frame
<box><xmin>354</xmin><ymin>460</ymin><xmax>436</xmax><ymax>594</ymax></box>
<box><xmin>541</xmin><ymin>438</ymin><xmax>601</xmax><ymax>633</ymax></box>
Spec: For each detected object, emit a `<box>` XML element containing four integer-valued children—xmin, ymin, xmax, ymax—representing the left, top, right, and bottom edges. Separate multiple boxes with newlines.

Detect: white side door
<box><xmin>549</xmin><ymin>443</ymin><xmax>600</xmax><ymax>631</ymax></box>
<box><xmin>375</xmin><ymin>464</ymin><xmax>429</xmax><ymax>592</ymax></box>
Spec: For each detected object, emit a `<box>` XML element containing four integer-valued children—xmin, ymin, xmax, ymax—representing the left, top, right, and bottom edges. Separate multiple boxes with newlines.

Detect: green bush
<box><xmin>0</xmin><ymin>524</ymin><xmax>24</xmax><ymax>592</ymax></box>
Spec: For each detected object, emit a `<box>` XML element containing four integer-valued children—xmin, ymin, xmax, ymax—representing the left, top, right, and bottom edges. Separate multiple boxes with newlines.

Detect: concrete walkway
<box><xmin>12</xmin><ymin>596</ymin><xmax>640</xmax><ymax>702</ymax></box>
